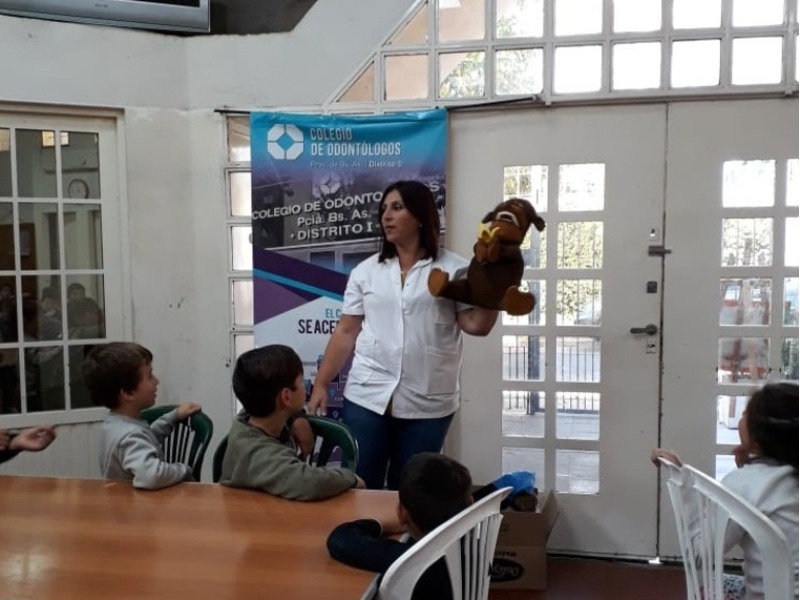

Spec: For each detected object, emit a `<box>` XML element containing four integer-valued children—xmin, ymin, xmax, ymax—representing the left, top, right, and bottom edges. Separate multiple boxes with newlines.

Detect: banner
<box><xmin>251</xmin><ymin>110</ymin><xmax>448</xmax><ymax>418</ymax></box>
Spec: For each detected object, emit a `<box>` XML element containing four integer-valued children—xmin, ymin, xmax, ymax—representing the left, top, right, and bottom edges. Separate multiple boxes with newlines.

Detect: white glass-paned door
<box><xmin>449</xmin><ymin>105</ymin><xmax>666</xmax><ymax>556</ymax></box>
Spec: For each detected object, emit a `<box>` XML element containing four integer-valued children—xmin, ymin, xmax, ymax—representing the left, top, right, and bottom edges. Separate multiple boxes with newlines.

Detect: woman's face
<box><xmin>381</xmin><ymin>190</ymin><xmax>421</xmax><ymax>248</ymax></box>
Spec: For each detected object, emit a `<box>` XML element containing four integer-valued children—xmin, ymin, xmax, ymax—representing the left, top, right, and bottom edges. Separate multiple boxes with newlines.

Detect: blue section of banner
<box><xmin>249</xmin><ymin>109</ymin><xmax>447</xmax><ymax>249</ymax></box>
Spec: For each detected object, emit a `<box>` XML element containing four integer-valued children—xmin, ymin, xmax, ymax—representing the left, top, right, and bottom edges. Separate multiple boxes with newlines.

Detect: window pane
<box><xmin>439</xmin><ymin>51</ymin><xmax>486</xmax><ymax>99</ymax></box>
<box><xmin>557</xmin><ymin>279</ymin><xmax>602</xmax><ymax>325</ymax></box>
<box><xmin>523</xmin><ymin>227</ymin><xmax>547</xmax><ymax>269</ymax></box>
<box><xmin>16</xmin><ymin>130</ymin><xmax>57</xmax><ymax>198</ymax></box>
<box><xmin>227</xmin><ymin>117</ymin><xmax>251</xmax><ymax>163</ymax></box>
<box><xmin>497</xmin><ymin>0</ymin><xmax>544</xmax><ymax>38</ymax></box>
<box><xmin>558</xmin><ymin>163</ymin><xmax>605</xmax><ymax>211</ymax></box>
<box><xmin>19</xmin><ymin>203</ymin><xmax>60</xmax><ymax>270</ymax></box>
<box><xmin>672</xmin><ymin>40</ymin><xmax>721</xmax><ymax>87</ymax></box>
<box><xmin>62</xmin><ymin>133</ymin><xmax>100</xmax><ymax>199</ymax></box>
<box><xmin>232</xmin><ymin>279</ymin><xmax>254</xmax><ymax>326</ymax></box>
<box><xmin>557</xmin><ymin>222</ymin><xmax>603</xmax><ymax>269</ymax></box>
<box><xmin>0</xmin><ymin>281</ymin><xmax>19</xmax><ymax>343</ymax></box>
<box><xmin>21</xmin><ymin>275</ymin><xmax>63</xmax><ymax>341</ymax></box>
<box><xmin>556</xmin><ymin>336</ymin><xmax>601</xmax><ymax>382</ymax></box>
<box><xmin>23</xmin><ymin>342</ymin><xmax>65</xmax><ymax>412</ymax></box>
<box><xmin>786</xmin><ymin>218</ymin><xmax>799</xmax><ymax>266</ymax></box>
<box><xmin>673</xmin><ymin>0</ymin><xmax>721</xmax><ymax>28</ymax></box>
<box><xmin>613</xmin><ymin>0</ymin><xmax>661</xmax><ymax>32</ymax></box>
<box><xmin>502</xmin><ymin>390</ymin><xmax>545</xmax><ymax>437</ymax></box>
<box><xmin>495</xmin><ymin>48</ymin><xmax>544</xmax><ymax>95</ymax></box>
<box><xmin>556</xmin><ymin>449</ymin><xmax>599</xmax><ymax>494</ymax></box>
<box><xmin>503</xmin><ymin>447</ymin><xmax>546</xmax><ymax>488</ymax></box>
<box><xmin>732</xmin><ymin>37</ymin><xmax>783</xmax><ymax>85</ymax></box>
<box><xmin>613</xmin><ymin>42</ymin><xmax>661</xmax><ymax>90</ymax></box>
<box><xmin>781</xmin><ymin>338</ymin><xmax>799</xmax><ymax>380</ymax></box>
<box><xmin>0</xmin><ymin>347</ymin><xmax>20</xmax><ymax>413</ymax></box>
<box><xmin>385</xmin><ymin>54</ymin><xmax>429</xmax><ymax>101</ymax></box>
<box><xmin>719</xmin><ymin>278</ymin><xmax>771</xmax><ymax>326</ymax></box>
<box><xmin>0</xmin><ymin>129</ymin><xmax>10</xmax><ymax>197</ymax></box>
<box><xmin>66</xmin><ymin>275</ymin><xmax>106</xmax><ymax>341</ymax></box>
<box><xmin>718</xmin><ymin>337</ymin><xmax>769</xmax><ymax>383</ymax></box>
<box><xmin>231</xmin><ymin>226</ymin><xmax>253</xmax><ymax>271</ymax></box>
<box><xmin>438</xmin><ymin>0</ymin><xmax>485</xmax><ymax>42</ymax></box>
<box><xmin>64</xmin><ymin>204</ymin><xmax>103</xmax><ymax>269</ymax></box>
<box><xmin>233</xmin><ymin>333</ymin><xmax>255</xmax><ymax>361</ymax></box>
<box><xmin>785</xmin><ymin>277</ymin><xmax>799</xmax><ymax>325</ymax></box>
<box><xmin>338</xmin><ymin>63</ymin><xmax>375</xmax><ymax>104</ymax></box>
<box><xmin>389</xmin><ymin>6</ymin><xmax>428</xmax><ymax>45</ymax></box>
<box><xmin>732</xmin><ymin>0</ymin><xmax>784</xmax><ymax>27</ymax></box>
<box><xmin>230</xmin><ymin>172</ymin><xmax>252</xmax><ymax>217</ymax></box>
<box><xmin>722</xmin><ymin>160</ymin><xmax>776</xmax><ymax>207</ymax></box>
<box><xmin>68</xmin><ymin>344</ymin><xmax>94</xmax><ymax>409</ymax></box>
<box><xmin>0</xmin><ymin>202</ymin><xmax>14</xmax><ymax>270</ymax></box>
<box><xmin>502</xmin><ymin>335</ymin><xmax>545</xmax><ymax>381</ymax></box>
<box><xmin>556</xmin><ymin>392</ymin><xmax>600</xmax><ymax>440</ymax></box>
<box><xmin>716</xmin><ymin>394</ymin><xmax>747</xmax><ymax>444</ymax></box>
<box><xmin>504</xmin><ymin>165</ymin><xmax>547</xmax><ymax>212</ymax></box>
<box><xmin>787</xmin><ymin>159</ymin><xmax>799</xmax><ymax>207</ymax></box>
<box><xmin>555</xmin><ymin>0</ymin><xmax>603</xmax><ymax>36</ymax></box>
<box><xmin>721</xmin><ymin>218</ymin><xmax>773</xmax><ymax>267</ymax></box>
<box><xmin>554</xmin><ymin>46</ymin><xmax>603</xmax><ymax>93</ymax></box>
<box><xmin>503</xmin><ymin>280</ymin><xmax>546</xmax><ymax>325</ymax></box>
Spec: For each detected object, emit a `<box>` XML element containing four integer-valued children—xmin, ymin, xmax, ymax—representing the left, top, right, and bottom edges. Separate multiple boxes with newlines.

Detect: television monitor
<box><xmin>0</xmin><ymin>0</ymin><xmax>210</xmax><ymax>33</ymax></box>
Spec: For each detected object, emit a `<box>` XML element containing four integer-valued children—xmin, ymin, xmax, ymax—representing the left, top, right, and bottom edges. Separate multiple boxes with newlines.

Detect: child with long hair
<box><xmin>654</xmin><ymin>382</ymin><xmax>798</xmax><ymax>600</ymax></box>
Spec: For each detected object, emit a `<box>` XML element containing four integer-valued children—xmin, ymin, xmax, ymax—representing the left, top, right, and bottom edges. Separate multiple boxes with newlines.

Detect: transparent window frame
<box><xmin>324</xmin><ymin>0</ymin><xmax>799</xmax><ymax>110</ymax></box>
<box><xmin>0</xmin><ymin>117</ymin><xmax>120</xmax><ymax>427</ymax></box>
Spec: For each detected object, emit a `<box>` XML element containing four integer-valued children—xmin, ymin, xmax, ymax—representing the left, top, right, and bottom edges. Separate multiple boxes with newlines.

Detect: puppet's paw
<box><xmin>486</xmin><ymin>240</ymin><xmax>501</xmax><ymax>263</ymax></box>
<box><xmin>475</xmin><ymin>241</ymin><xmax>488</xmax><ymax>263</ymax></box>
<box><xmin>503</xmin><ymin>288</ymin><xmax>535</xmax><ymax>316</ymax></box>
<box><xmin>428</xmin><ymin>268</ymin><xmax>450</xmax><ymax>296</ymax></box>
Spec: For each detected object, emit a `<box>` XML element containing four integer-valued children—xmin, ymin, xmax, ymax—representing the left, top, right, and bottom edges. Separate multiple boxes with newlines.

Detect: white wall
<box><xmin>0</xmin><ymin>0</ymin><xmax>416</xmax><ymax>479</ymax></box>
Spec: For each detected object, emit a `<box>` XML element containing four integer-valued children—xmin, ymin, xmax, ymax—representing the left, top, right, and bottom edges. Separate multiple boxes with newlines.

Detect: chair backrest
<box><xmin>139</xmin><ymin>405</ymin><xmax>214</xmax><ymax>482</ymax></box>
<box><xmin>307</xmin><ymin>415</ymin><xmax>359</xmax><ymax>470</ymax></box>
<box><xmin>378</xmin><ymin>486</ymin><xmax>512</xmax><ymax>600</ymax></box>
<box><xmin>212</xmin><ymin>435</ymin><xmax>228</xmax><ymax>483</ymax></box>
<box><xmin>657</xmin><ymin>457</ymin><xmax>703</xmax><ymax>600</ymax></box>
<box><xmin>684</xmin><ymin>464</ymin><xmax>794</xmax><ymax>600</ymax></box>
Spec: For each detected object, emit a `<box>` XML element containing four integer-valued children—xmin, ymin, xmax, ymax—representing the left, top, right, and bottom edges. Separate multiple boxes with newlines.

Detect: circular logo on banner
<box><xmin>267</xmin><ymin>124</ymin><xmax>304</xmax><ymax>160</ymax></box>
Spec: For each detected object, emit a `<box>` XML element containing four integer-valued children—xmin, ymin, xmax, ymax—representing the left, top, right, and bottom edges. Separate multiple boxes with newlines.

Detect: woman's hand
<box><xmin>651</xmin><ymin>448</ymin><xmax>683</xmax><ymax>467</ymax></box>
<box><xmin>308</xmin><ymin>386</ymin><xmax>329</xmax><ymax>417</ymax></box>
<box><xmin>457</xmin><ymin>307</ymin><xmax>499</xmax><ymax>336</ymax></box>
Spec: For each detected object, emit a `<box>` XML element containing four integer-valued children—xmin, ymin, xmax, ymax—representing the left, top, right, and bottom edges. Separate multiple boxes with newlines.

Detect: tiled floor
<box><xmin>489</xmin><ymin>556</ymin><xmax>686</xmax><ymax>600</ymax></box>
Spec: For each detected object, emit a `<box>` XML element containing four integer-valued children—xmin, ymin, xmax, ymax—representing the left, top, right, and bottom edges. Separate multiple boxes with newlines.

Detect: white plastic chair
<box><xmin>684</xmin><ymin>464</ymin><xmax>794</xmax><ymax>600</ymax></box>
<box><xmin>377</xmin><ymin>486</ymin><xmax>512</xmax><ymax>600</ymax></box>
<box><xmin>657</xmin><ymin>456</ymin><xmax>703</xmax><ymax>600</ymax></box>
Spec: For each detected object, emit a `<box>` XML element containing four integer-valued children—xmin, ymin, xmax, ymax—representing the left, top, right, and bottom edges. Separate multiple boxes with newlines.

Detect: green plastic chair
<box><xmin>211</xmin><ymin>415</ymin><xmax>359</xmax><ymax>483</ymax></box>
<box><xmin>307</xmin><ymin>415</ymin><xmax>359</xmax><ymax>470</ymax></box>
<box><xmin>139</xmin><ymin>405</ymin><xmax>214</xmax><ymax>482</ymax></box>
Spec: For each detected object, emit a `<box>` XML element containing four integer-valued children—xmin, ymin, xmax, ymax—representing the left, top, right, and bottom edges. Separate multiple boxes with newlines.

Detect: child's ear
<box><xmin>397</xmin><ymin>503</ymin><xmax>410</xmax><ymax>527</ymax></box>
<box><xmin>278</xmin><ymin>387</ymin><xmax>293</xmax><ymax>409</ymax></box>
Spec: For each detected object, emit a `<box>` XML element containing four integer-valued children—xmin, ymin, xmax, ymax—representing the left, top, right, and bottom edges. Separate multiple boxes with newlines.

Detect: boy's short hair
<box><xmin>82</xmin><ymin>342</ymin><xmax>153</xmax><ymax>409</ymax></box>
<box><xmin>399</xmin><ymin>452</ymin><xmax>473</xmax><ymax>534</ymax></box>
<box><xmin>232</xmin><ymin>345</ymin><xmax>303</xmax><ymax>418</ymax></box>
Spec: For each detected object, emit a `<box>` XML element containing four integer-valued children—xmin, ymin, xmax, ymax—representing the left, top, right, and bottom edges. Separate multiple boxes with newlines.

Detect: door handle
<box><xmin>630</xmin><ymin>324</ymin><xmax>658</xmax><ymax>335</ymax></box>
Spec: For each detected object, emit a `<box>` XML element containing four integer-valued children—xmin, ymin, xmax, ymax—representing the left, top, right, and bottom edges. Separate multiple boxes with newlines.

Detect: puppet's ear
<box><xmin>481</xmin><ymin>211</ymin><xmax>494</xmax><ymax>224</ymax></box>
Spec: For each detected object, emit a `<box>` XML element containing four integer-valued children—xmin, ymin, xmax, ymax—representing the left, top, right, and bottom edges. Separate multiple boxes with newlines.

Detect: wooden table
<box><xmin>0</xmin><ymin>476</ymin><xmax>398</xmax><ymax>600</ymax></box>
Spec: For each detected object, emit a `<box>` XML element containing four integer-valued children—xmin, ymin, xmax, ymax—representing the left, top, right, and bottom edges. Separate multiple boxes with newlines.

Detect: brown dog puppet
<box><xmin>428</xmin><ymin>197</ymin><xmax>545</xmax><ymax>315</ymax></box>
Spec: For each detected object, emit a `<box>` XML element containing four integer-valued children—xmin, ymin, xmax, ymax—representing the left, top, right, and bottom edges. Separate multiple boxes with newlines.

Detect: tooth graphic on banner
<box><xmin>249</xmin><ymin>109</ymin><xmax>448</xmax><ymax>418</ymax></box>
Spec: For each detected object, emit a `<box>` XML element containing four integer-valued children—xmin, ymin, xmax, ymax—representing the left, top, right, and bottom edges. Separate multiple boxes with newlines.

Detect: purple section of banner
<box><xmin>252</xmin><ymin>277</ymin><xmax>312</xmax><ymax>323</ymax></box>
<box><xmin>253</xmin><ymin>247</ymin><xmax>349</xmax><ymax>298</ymax></box>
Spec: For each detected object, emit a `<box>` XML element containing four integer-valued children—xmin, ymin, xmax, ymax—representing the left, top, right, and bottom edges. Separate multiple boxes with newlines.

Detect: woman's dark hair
<box><xmin>746</xmin><ymin>382</ymin><xmax>798</xmax><ymax>471</ymax></box>
<box><xmin>377</xmin><ymin>181</ymin><xmax>440</xmax><ymax>263</ymax></box>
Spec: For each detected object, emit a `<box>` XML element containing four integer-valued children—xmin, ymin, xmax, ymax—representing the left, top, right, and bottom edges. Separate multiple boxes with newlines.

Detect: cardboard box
<box><xmin>489</xmin><ymin>489</ymin><xmax>559</xmax><ymax>590</ymax></box>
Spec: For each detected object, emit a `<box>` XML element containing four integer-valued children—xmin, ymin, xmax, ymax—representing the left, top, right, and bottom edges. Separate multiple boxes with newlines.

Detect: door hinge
<box><xmin>648</xmin><ymin>245</ymin><xmax>672</xmax><ymax>257</ymax></box>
